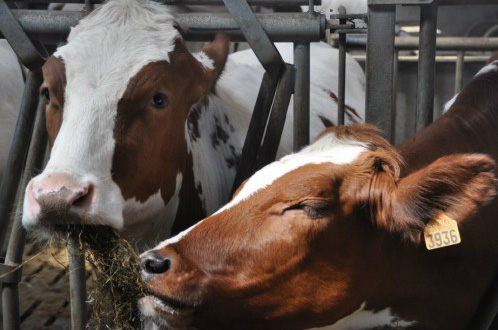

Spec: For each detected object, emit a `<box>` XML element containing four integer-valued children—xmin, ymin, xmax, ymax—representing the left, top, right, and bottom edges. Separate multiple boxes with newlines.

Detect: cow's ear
<box><xmin>391</xmin><ymin>154</ymin><xmax>496</xmax><ymax>243</ymax></box>
<box><xmin>200</xmin><ymin>33</ymin><xmax>230</xmax><ymax>82</ymax></box>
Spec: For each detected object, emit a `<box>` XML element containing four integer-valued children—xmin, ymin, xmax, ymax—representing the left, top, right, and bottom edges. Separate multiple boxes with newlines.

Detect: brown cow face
<box><xmin>139</xmin><ymin>125</ymin><xmax>497</xmax><ymax>330</ymax></box>
<box><xmin>21</xmin><ymin>0</ymin><xmax>230</xmax><ymax>242</ymax></box>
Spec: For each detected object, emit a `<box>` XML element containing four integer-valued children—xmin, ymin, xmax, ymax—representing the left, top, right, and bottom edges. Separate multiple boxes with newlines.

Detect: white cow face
<box><xmin>21</xmin><ymin>0</ymin><xmax>228</xmax><ymax>242</ymax></box>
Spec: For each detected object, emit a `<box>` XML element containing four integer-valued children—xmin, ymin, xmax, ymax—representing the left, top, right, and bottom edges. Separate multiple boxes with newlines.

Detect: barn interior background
<box><xmin>1</xmin><ymin>0</ymin><xmax>498</xmax><ymax>329</ymax></box>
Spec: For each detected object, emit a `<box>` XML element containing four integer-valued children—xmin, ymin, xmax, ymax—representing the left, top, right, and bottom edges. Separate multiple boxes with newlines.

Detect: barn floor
<box><xmin>18</xmin><ymin>242</ymin><xmax>94</xmax><ymax>330</ymax></box>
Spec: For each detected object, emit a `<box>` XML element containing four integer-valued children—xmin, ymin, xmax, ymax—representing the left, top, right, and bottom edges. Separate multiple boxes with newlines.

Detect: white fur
<box><xmin>475</xmin><ymin>60</ymin><xmax>498</xmax><ymax>77</ymax></box>
<box><xmin>0</xmin><ymin>40</ymin><xmax>24</xmax><ymax>182</ymax></box>
<box><xmin>215</xmin><ymin>132</ymin><xmax>367</xmax><ymax>215</ymax></box>
<box><xmin>443</xmin><ymin>93</ymin><xmax>458</xmax><ymax>113</ymax></box>
<box><xmin>192</xmin><ymin>51</ymin><xmax>215</xmax><ymax>70</ymax></box>
<box><xmin>307</xmin><ymin>303</ymin><xmax>415</xmax><ymax>329</ymax></box>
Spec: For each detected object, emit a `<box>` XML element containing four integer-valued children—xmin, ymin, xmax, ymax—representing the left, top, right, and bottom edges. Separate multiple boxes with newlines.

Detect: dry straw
<box><xmin>68</xmin><ymin>226</ymin><xmax>145</xmax><ymax>330</ymax></box>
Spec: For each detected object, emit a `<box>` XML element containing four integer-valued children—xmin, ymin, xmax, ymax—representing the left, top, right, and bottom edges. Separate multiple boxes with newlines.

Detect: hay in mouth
<box><xmin>67</xmin><ymin>225</ymin><xmax>145</xmax><ymax>330</ymax></box>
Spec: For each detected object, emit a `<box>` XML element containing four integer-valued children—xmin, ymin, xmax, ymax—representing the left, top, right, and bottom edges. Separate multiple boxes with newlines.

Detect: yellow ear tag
<box><xmin>424</xmin><ymin>213</ymin><xmax>461</xmax><ymax>250</ymax></box>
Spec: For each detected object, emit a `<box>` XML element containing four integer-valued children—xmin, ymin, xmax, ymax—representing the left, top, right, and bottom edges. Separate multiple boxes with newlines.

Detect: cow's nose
<box><xmin>27</xmin><ymin>173</ymin><xmax>94</xmax><ymax>223</ymax></box>
<box><xmin>141</xmin><ymin>251</ymin><xmax>171</xmax><ymax>276</ymax></box>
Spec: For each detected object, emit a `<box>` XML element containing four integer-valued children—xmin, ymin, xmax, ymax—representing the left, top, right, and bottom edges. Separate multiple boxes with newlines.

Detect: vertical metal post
<box><xmin>454</xmin><ymin>51</ymin><xmax>464</xmax><ymax>94</ymax></box>
<box><xmin>256</xmin><ymin>64</ymin><xmax>295</xmax><ymax>170</ymax></box>
<box><xmin>393</xmin><ymin>50</ymin><xmax>400</xmax><ymax>144</ymax></box>
<box><xmin>2</xmin><ymin>82</ymin><xmax>47</xmax><ymax>330</ymax></box>
<box><xmin>415</xmin><ymin>2</ymin><xmax>438</xmax><ymax>131</ymax></box>
<box><xmin>337</xmin><ymin>30</ymin><xmax>347</xmax><ymax>126</ymax></box>
<box><xmin>366</xmin><ymin>3</ymin><xmax>396</xmax><ymax>142</ymax></box>
<box><xmin>337</xmin><ymin>6</ymin><xmax>347</xmax><ymax>126</ymax></box>
<box><xmin>0</xmin><ymin>70</ymin><xmax>42</xmax><ymax>253</ymax></box>
<box><xmin>293</xmin><ymin>42</ymin><xmax>310</xmax><ymax>151</ymax></box>
<box><xmin>67</xmin><ymin>237</ymin><xmax>87</xmax><ymax>330</ymax></box>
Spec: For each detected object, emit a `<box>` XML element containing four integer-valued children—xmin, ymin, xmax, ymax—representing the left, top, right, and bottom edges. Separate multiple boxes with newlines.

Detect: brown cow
<box><xmin>138</xmin><ymin>60</ymin><xmax>498</xmax><ymax>329</ymax></box>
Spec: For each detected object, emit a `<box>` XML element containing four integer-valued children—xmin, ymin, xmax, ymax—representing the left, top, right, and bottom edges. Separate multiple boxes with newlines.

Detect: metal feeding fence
<box><xmin>0</xmin><ymin>0</ymin><xmax>498</xmax><ymax>329</ymax></box>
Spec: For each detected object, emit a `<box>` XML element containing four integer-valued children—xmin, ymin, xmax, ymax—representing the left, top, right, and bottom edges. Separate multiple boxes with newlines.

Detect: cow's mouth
<box><xmin>139</xmin><ymin>293</ymin><xmax>198</xmax><ymax>325</ymax></box>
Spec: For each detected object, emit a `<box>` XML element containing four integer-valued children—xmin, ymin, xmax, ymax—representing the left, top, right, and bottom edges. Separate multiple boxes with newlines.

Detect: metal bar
<box><xmin>7</xmin><ymin>0</ymin><xmax>320</xmax><ymax>5</ymax></box>
<box><xmin>353</xmin><ymin>55</ymin><xmax>492</xmax><ymax>63</ymax></box>
<box><xmin>415</xmin><ymin>2</ymin><xmax>438</xmax><ymax>132</ymax></box>
<box><xmin>347</xmin><ymin>36</ymin><xmax>498</xmax><ymax>51</ymax></box>
<box><xmin>256</xmin><ymin>64</ymin><xmax>295</xmax><ymax>169</ymax></box>
<box><xmin>231</xmin><ymin>74</ymin><xmax>277</xmax><ymax>194</ymax></box>
<box><xmin>221</xmin><ymin>0</ymin><xmax>284</xmax><ymax>77</ymax></box>
<box><xmin>337</xmin><ymin>16</ymin><xmax>347</xmax><ymax>126</ymax></box>
<box><xmin>0</xmin><ymin>0</ymin><xmax>45</xmax><ymax>70</ymax></box>
<box><xmin>393</xmin><ymin>50</ymin><xmax>400</xmax><ymax>144</ymax></box>
<box><xmin>0</xmin><ymin>71</ymin><xmax>43</xmax><ymax>253</ymax></box>
<box><xmin>2</xmin><ymin>88</ymin><xmax>48</xmax><ymax>330</ymax></box>
<box><xmin>293</xmin><ymin>42</ymin><xmax>310</xmax><ymax>152</ymax></box>
<box><xmin>369</xmin><ymin>0</ymin><xmax>496</xmax><ymax>4</ymax></box>
<box><xmin>454</xmin><ymin>51</ymin><xmax>464</xmax><ymax>94</ymax></box>
<box><xmin>365</xmin><ymin>4</ymin><xmax>396</xmax><ymax>142</ymax></box>
<box><xmin>67</xmin><ymin>237</ymin><xmax>87</xmax><ymax>330</ymax></box>
<box><xmin>6</xmin><ymin>11</ymin><xmax>325</xmax><ymax>43</ymax></box>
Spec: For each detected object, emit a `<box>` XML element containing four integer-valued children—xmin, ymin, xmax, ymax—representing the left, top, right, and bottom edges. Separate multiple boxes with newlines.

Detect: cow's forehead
<box><xmin>54</xmin><ymin>0</ymin><xmax>180</xmax><ymax>100</ymax></box>
<box><xmin>216</xmin><ymin>132</ymin><xmax>368</xmax><ymax>214</ymax></box>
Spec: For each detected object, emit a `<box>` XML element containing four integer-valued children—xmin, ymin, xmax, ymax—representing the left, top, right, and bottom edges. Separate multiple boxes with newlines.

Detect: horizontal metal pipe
<box><xmin>7</xmin><ymin>0</ymin><xmax>319</xmax><ymax>5</ymax></box>
<box><xmin>353</xmin><ymin>55</ymin><xmax>492</xmax><ymax>63</ymax></box>
<box><xmin>346</xmin><ymin>36</ymin><xmax>498</xmax><ymax>51</ymax></box>
<box><xmin>7</xmin><ymin>11</ymin><xmax>324</xmax><ymax>42</ymax></box>
<box><xmin>369</xmin><ymin>0</ymin><xmax>497</xmax><ymax>5</ymax></box>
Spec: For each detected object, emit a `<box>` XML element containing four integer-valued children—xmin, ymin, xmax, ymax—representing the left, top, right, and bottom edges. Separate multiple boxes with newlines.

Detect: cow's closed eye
<box><xmin>152</xmin><ymin>92</ymin><xmax>168</xmax><ymax>109</ymax></box>
<box><xmin>283</xmin><ymin>202</ymin><xmax>330</xmax><ymax>220</ymax></box>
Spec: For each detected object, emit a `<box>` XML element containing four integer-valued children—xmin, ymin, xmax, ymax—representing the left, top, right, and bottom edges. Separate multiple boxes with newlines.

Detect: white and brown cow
<box><xmin>139</xmin><ymin>61</ymin><xmax>498</xmax><ymax>329</ymax></box>
<box><xmin>21</xmin><ymin>0</ymin><xmax>365</xmax><ymax>246</ymax></box>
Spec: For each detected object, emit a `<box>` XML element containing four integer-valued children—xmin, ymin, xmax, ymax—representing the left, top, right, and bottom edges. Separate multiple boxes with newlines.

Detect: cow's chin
<box><xmin>23</xmin><ymin>221</ymin><xmax>120</xmax><ymax>245</ymax></box>
<box><xmin>138</xmin><ymin>294</ymin><xmax>197</xmax><ymax>330</ymax></box>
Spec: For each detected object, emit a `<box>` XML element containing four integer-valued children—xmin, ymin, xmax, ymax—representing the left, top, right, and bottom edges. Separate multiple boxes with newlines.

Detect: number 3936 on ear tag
<box><xmin>424</xmin><ymin>213</ymin><xmax>461</xmax><ymax>250</ymax></box>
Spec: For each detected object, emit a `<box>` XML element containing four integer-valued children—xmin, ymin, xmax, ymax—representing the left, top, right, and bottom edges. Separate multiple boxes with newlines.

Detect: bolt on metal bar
<box><xmin>7</xmin><ymin>11</ymin><xmax>324</xmax><ymax>43</ymax></box>
<box><xmin>337</xmin><ymin>7</ymin><xmax>347</xmax><ymax>126</ymax></box>
<box><xmin>454</xmin><ymin>51</ymin><xmax>464</xmax><ymax>94</ymax></box>
<box><xmin>415</xmin><ymin>2</ymin><xmax>438</xmax><ymax>132</ymax></box>
<box><xmin>293</xmin><ymin>42</ymin><xmax>310</xmax><ymax>151</ymax></box>
<box><xmin>2</xmin><ymin>85</ymin><xmax>48</xmax><ymax>330</ymax></box>
<box><xmin>68</xmin><ymin>237</ymin><xmax>87</xmax><ymax>330</ymax></box>
<box><xmin>256</xmin><ymin>64</ymin><xmax>295</xmax><ymax>170</ymax></box>
<box><xmin>0</xmin><ymin>0</ymin><xmax>45</xmax><ymax>70</ymax></box>
<box><xmin>365</xmin><ymin>4</ymin><xmax>396</xmax><ymax>142</ymax></box>
<box><xmin>231</xmin><ymin>74</ymin><xmax>277</xmax><ymax>194</ymax></box>
<box><xmin>0</xmin><ymin>70</ymin><xmax>43</xmax><ymax>253</ymax></box>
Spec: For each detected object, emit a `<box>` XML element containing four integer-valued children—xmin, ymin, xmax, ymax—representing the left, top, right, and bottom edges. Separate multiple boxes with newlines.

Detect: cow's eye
<box><xmin>283</xmin><ymin>203</ymin><xmax>328</xmax><ymax>220</ymax></box>
<box><xmin>41</xmin><ymin>88</ymin><xmax>50</xmax><ymax>101</ymax></box>
<box><xmin>152</xmin><ymin>93</ymin><xmax>168</xmax><ymax>109</ymax></box>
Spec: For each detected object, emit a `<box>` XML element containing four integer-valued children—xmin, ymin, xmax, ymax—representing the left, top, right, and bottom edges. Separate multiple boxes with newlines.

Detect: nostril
<box><xmin>69</xmin><ymin>184</ymin><xmax>93</xmax><ymax>209</ymax></box>
<box><xmin>142</xmin><ymin>254</ymin><xmax>171</xmax><ymax>275</ymax></box>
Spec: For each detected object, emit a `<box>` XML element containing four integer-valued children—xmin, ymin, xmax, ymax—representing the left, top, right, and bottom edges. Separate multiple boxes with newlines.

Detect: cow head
<box><xmin>138</xmin><ymin>125</ymin><xmax>496</xmax><ymax>330</ymax></box>
<box><xmin>21</xmin><ymin>0</ymin><xmax>229</xmax><ymax>242</ymax></box>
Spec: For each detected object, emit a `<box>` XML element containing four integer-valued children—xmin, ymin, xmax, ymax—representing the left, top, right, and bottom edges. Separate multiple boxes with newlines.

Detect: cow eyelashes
<box><xmin>41</xmin><ymin>88</ymin><xmax>50</xmax><ymax>101</ymax></box>
<box><xmin>284</xmin><ymin>203</ymin><xmax>328</xmax><ymax>220</ymax></box>
<box><xmin>152</xmin><ymin>92</ymin><xmax>168</xmax><ymax>109</ymax></box>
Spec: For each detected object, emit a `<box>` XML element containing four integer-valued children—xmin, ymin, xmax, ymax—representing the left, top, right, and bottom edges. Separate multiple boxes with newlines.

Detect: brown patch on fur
<box><xmin>323</xmin><ymin>88</ymin><xmax>362</xmax><ymax>122</ymax></box>
<box><xmin>41</xmin><ymin>57</ymin><xmax>66</xmax><ymax>145</ymax></box>
<box><xmin>111</xmin><ymin>37</ymin><xmax>229</xmax><ymax>206</ymax></box>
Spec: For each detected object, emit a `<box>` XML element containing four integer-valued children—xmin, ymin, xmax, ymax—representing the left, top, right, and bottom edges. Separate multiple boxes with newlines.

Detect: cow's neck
<box><xmin>399</xmin><ymin>73</ymin><xmax>498</xmax><ymax>174</ymax></box>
